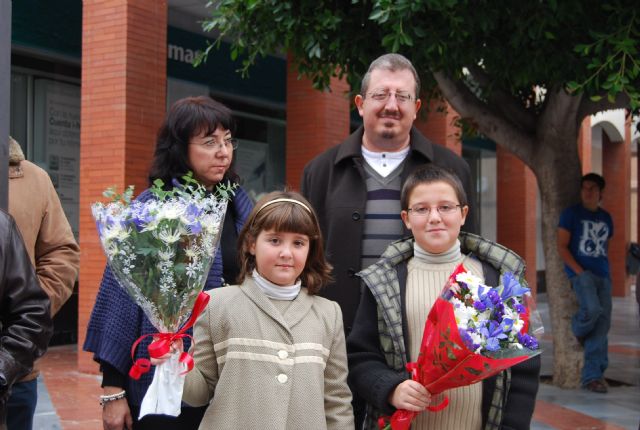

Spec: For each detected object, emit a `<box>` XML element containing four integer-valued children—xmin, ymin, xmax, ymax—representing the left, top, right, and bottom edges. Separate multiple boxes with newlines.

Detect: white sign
<box><xmin>34</xmin><ymin>79</ymin><xmax>81</xmax><ymax>238</ymax></box>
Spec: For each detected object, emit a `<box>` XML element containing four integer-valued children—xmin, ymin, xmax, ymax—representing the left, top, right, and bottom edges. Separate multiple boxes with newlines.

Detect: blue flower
<box><xmin>459</xmin><ymin>328</ymin><xmax>480</xmax><ymax>351</ymax></box>
<box><xmin>480</xmin><ymin>321</ymin><xmax>508</xmax><ymax>351</ymax></box>
<box><xmin>500</xmin><ymin>272</ymin><xmax>530</xmax><ymax>300</ymax></box>
<box><xmin>473</xmin><ymin>301</ymin><xmax>487</xmax><ymax>312</ymax></box>
<box><xmin>513</xmin><ymin>302</ymin><xmax>526</xmax><ymax>314</ymax></box>
<box><xmin>487</xmin><ymin>289</ymin><xmax>501</xmax><ymax>306</ymax></box>
<box><xmin>500</xmin><ymin>318</ymin><xmax>514</xmax><ymax>332</ymax></box>
<box><xmin>130</xmin><ymin>206</ymin><xmax>154</xmax><ymax>231</ymax></box>
<box><xmin>517</xmin><ymin>333</ymin><xmax>539</xmax><ymax>349</ymax></box>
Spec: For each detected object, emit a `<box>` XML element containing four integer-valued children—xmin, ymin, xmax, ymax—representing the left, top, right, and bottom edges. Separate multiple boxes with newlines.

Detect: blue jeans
<box><xmin>6</xmin><ymin>379</ymin><xmax>37</xmax><ymax>430</ymax></box>
<box><xmin>570</xmin><ymin>271</ymin><xmax>612</xmax><ymax>385</ymax></box>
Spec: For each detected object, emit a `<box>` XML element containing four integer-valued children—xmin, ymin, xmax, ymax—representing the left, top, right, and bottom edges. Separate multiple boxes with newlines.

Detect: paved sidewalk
<box><xmin>32</xmin><ymin>293</ymin><xmax>640</xmax><ymax>429</ymax></box>
<box><xmin>532</xmin><ymin>292</ymin><xmax>640</xmax><ymax>430</ymax></box>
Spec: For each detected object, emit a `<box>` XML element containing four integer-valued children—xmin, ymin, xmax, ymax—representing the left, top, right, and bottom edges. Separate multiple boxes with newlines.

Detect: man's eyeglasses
<box><xmin>407</xmin><ymin>204</ymin><xmax>462</xmax><ymax>216</ymax></box>
<box><xmin>194</xmin><ymin>138</ymin><xmax>238</xmax><ymax>152</ymax></box>
<box><xmin>366</xmin><ymin>90</ymin><xmax>414</xmax><ymax>104</ymax></box>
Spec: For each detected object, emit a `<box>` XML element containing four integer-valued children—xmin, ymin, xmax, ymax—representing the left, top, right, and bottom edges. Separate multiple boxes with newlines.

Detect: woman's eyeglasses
<box><xmin>194</xmin><ymin>138</ymin><xmax>238</xmax><ymax>152</ymax></box>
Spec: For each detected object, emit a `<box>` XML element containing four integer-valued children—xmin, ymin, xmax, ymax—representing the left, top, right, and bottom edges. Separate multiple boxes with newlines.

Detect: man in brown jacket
<box><xmin>6</xmin><ymin>137</ymin><xmax>80</xmax><ymax>429</ymax></box>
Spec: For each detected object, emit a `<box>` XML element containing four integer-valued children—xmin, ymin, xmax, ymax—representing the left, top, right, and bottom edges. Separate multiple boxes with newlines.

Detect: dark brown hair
<box><xmin>401</xmin><ymin>164</ymin><xmax>468</xmax><ymax>210</ymax></box>
<box><xmin>237</xmin><ymin>191</ymin><xmax>332</xmax><ymax>294</ymax></box>
<box><xmin>148</xmin><ymin>96</ymin><xmax>238</xmax><ymax>188</ymax></box>
<box><xmin>582</xmin><ymin>172</ymin><xmax>605</xmax><ymax>191</ymax></box>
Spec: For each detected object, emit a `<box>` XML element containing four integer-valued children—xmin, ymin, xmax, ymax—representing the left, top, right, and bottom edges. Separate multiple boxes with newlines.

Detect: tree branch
<box><xmin>432</xmin><ymin>70</ymin><xmax>536</xmax><ymax>163</ymax></box>
<box><xmin>466</xmin><ymin>64</ymin><xmax>537</xmax><ymax>134</ymax></box>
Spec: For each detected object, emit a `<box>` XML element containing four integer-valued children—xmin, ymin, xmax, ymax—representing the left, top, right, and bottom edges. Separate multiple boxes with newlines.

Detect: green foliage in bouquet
<box><xmin>93</xmin><ymin>173</ymin><xmax>235</xmax><ymax>332</ymax></box>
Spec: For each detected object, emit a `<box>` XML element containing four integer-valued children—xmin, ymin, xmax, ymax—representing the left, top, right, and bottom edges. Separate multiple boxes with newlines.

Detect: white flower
<box><xmin>155</xmin><ymin>227</ymin><xmax>182</xmax><ymax>244</ymax></box>
<box><xmin>103</xmin><ymin>224</ymin><xmax>129</xmax><ymax>242</ymax></box>
<box><xmin>453</xmin><ymin>302</ymin><xmax>476</xmax><ymax>329</ymax></box>
<box><xmin>456</xmin><ymin>272</ymin><xmax>483</xmax><ymax>289</ymax></box>
<box><xmin>158</xmin><ymin>248</ymin><xmax>175</xmax><ymax>261</ymax></box>
<box><xmin>185</xmin><ymin>261</ymin><xmax>200</xmax><ymax>278</ymax></box>
<box><xmin>157</xmin><ymin>201</ymin><xmax>184</xmax><ymax>220</ymax></box>
<box><xmin>512</xmin><ymin>317</ymin><xmax>525</xmax><ymax>333</ymax></box>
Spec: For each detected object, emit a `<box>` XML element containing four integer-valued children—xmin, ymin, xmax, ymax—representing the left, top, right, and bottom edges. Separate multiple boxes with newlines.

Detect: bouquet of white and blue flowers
<box><xmin>92</xmin><ymin>173</ymin><xmax>234</xmax><ymax>418</ymax></box>
<box><xmin>380</xmin><ymin>262</ymin><xmax>543</xmax><ymax>430</ymax></box>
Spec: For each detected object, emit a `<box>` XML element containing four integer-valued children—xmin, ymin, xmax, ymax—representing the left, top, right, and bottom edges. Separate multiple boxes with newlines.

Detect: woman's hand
<box><xmin>389</xmin><ymin>380</ymin><xmax>432</xmax><ymax>412</ymax></box>
<box><xmin>149</xmin><ymin>337</ymin><xmax>184</xmax><ymax>366</ymax></box>
<box><xmin>102</xmin><ymin>386</ymin><xmax>132</xmax><ymax>430</ymax></box>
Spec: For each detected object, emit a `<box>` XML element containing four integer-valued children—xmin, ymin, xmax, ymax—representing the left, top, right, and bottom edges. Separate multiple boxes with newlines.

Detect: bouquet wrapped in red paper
<box><xmin>380</xmin><ymin>262</ymin><xmax>543</xmax><ymax>430</ymax></box>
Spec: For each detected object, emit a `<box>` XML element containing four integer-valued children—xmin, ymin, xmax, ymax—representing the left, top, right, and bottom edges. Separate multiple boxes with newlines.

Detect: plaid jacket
<box><xmin>355</xmin><ymin>232</ymin><xmax>534</xmax><ymax>430</ymax></box>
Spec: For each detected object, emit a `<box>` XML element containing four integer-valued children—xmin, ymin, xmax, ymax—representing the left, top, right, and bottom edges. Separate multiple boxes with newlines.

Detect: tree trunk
<box><xmin>537</xmin><ymin>166</ymin><xmax>583</xmax><ymax>387</ymax></box>
<box><xmin>532</xmin><ymin>95</ymin><xmax>584</xmax><ymax>387</ymax></box>
<box><xmin>437</xmin><ymin>73</ymin><xmax>588</xmax><ymax>387</ymax></box>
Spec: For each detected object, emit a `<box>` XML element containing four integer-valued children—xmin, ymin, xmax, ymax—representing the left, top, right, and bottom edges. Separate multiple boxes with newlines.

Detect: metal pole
<box><xmin>0</xmin><ymin>0</ymin><xmax>11</xmax><ymax>211</ymax></box>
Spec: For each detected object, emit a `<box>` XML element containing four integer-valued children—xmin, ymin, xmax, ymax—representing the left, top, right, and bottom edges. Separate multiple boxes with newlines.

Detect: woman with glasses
<box><xmin>347</xmin><ymin>164</ymin><xmax>540</xmax><ymax>430</ymax></box>
<box><xmin>84</xmin><ymin>96</ymin><xmax>253</xmax><ymax>430</ymax></box>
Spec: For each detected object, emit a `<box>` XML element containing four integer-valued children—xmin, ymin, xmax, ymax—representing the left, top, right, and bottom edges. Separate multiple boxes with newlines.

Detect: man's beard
<box><xmin>380</xmin><ymin>129</ymin><xmax>397</xmax><ymax>139</ymax></box>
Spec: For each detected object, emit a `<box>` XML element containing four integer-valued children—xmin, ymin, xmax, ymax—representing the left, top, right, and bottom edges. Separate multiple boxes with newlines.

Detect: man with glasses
<box><xmin>557</xmin><ymin>172</ymin><xmax>613</xmax><ymax>393</ymax></box>
<box><xmin>301</xmin><ymin>53</ymin><xmax>476</xmax><ymax>336</ymax></box>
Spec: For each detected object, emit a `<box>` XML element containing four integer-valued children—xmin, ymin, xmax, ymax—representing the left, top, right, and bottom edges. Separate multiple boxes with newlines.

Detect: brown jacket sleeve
<box><xmin>33</xmin><ymin>174</ymin><xmax>80</xmax><ymax>315</ymax></box>
<box><xmin>9</xmin><ymin>160</ymin><xmax>80</xmax><ymax>315</ymax></box>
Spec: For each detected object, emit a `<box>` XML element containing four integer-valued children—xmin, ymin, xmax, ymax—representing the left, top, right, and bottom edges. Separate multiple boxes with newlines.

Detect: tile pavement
<box><xmin>30</xmin><ymin>292</ymin><xmax>640</xmax><ymax>429</ymax></box>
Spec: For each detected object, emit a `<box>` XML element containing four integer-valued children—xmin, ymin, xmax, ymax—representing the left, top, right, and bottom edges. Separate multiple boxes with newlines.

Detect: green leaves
<box><xmin>566</xmin><ymin>8</ymin><xmax>640</xmax><ymax>109</ymax></box>
<box><xmin>215</xmin><ymin>181</ymin><xmax>239</xmax><ymax>201</ymax></box>
<box><xmin>103</xmin><ymin>185</ymin><xmax>135</xmax><ymax>204</ymax></box>
<box><xmin>198</xmin><ymin>0</ymin><xmax>639</xmax><ymax>112</ymax></box>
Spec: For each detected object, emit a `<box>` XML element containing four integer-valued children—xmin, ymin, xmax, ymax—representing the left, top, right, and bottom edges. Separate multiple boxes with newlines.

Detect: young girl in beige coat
<box><xmin>161</xmin><ymin>191</ymin><xmax>354</xmax><ymax>430</ymax></box>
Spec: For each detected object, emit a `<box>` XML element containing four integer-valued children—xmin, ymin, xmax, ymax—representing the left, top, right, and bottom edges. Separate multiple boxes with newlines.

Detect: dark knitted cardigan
<box><xmin>83</xmin><ymin>185</ymin><xmax>253</xmax><ymax>407</ymax></box>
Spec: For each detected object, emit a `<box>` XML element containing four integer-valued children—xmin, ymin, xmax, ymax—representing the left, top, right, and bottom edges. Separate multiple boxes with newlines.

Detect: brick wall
<box><xmin>285</xmin><ymin>54</ymin><xmax>350</xmax><ymax>189</ymax></box>
<box><xmin>78</xmin><ymin>0</ymin><xmax>167</xmax><ymax>373</ymax></box>
<box><xmin>414</xmin><ymin>99</ymin><xmax>462</xmax><ymax>155</ymax></box>
<box><xmin>602</xmin><ymin>129</ymin><xmax>631</xmax><ymax>297</ymax></box>
<box><xmin>496</xmin><ymin>147</ymin><xmax>538</xmax><ymax>293</ymax></box>
<box><xmin>578</xmin><ymin>117</ymin><xmax>592</xmax><ymax>173</ymax></box>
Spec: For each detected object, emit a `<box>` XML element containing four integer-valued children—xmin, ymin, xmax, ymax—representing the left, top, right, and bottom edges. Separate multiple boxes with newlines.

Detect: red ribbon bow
<box><xmin>129</xmin><ymin>291</ymin><xmax>210</xmax><ymax>380</ymax></box>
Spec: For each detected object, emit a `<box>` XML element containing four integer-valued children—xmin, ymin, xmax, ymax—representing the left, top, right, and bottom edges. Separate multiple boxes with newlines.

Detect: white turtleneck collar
<box><xmin>252</xmin><ymin>269</ymin><xmax>301</xmax><ymax>301</ymax></box>
<box><xmin>413</xmin><ymin>240</ymin><xmax>462</xmax><ymax>264</ymax></box>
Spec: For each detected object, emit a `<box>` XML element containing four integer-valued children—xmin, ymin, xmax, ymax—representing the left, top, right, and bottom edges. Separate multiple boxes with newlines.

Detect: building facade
<box><xmin>9</xmin><ymin>0</ymin><xmax>634</xmax><ymax>374</ymax></box>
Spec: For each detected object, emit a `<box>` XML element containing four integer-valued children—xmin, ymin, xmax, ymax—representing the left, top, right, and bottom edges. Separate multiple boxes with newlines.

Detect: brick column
<box><xmin>578</xmin><ymin>116</ymin><xmax>592</xmax><ymax>173</ymax></box>
<box><xmin>414</xmin><ymin>99</ymin><xmax>462</xmax><ymax>155</ymax></box>
<box><xmin>79</xmin><ymin>0</ymin><xmax>167</xmax><ymax>373</ymax></box>
<box><xmin>602</xmin><ymin>128</ymin><xmax>631</xmax><ymax>297</ymax></box>
<box><xmin>286</xmin><ymin>53</ymin><xmax>350</xmax><ymax>189</ymax></box>
<box><xmin>496</xmin><ymin>147</ymin><xmax>538</xmax><ymax>292</ymax></box>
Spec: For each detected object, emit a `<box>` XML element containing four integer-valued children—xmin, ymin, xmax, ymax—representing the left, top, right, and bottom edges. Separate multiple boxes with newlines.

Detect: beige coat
<box><xmin>8</xmin><ymin>137</ymin><xmax>80</xmax><ymax>381</ymax></box>
<box><xmin>183</xmin><ymin>278</ymin><xmax>355</xmax><ymax>430</ymax></box>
